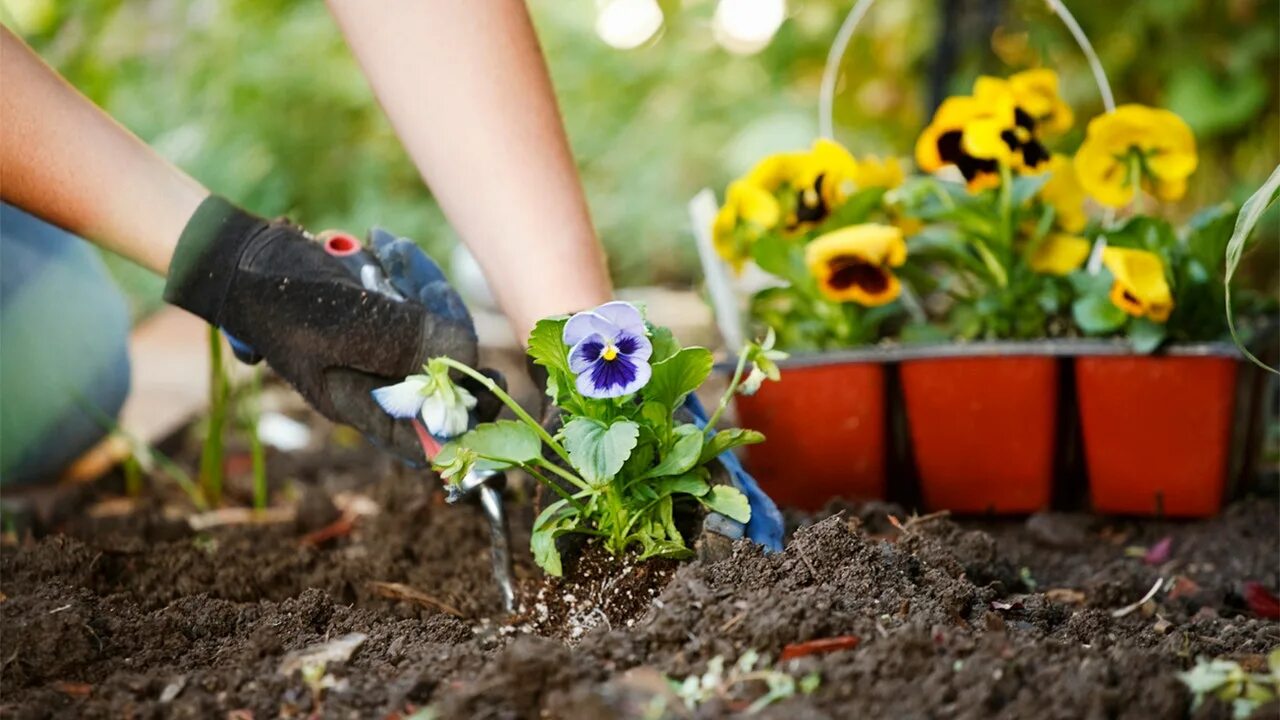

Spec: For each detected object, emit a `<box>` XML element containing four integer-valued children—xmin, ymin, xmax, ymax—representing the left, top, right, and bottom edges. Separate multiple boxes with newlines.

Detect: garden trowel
<box><xmin>322</xmin><ymin>231</ymin><xmax>516</xmax><ymax>614</ymax></box>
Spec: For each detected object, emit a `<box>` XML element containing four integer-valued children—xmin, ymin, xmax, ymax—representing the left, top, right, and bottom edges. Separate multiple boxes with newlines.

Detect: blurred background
<box><xmin>3</xmin><ymin>0</ymin><xmax>1277</xmax><ymax>321</ymax></box>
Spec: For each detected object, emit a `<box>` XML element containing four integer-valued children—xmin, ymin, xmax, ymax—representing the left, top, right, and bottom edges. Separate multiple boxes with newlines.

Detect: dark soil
<box><xmin>2</xmin><ymin>415</ymin><xmax>1278</xmax><ymax>719</ymax></box>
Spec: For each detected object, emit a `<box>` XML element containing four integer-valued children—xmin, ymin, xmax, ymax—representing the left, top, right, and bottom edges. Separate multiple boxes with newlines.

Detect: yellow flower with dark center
<box><xmin>1028</xmin><ymin>233</ymin><xmax>1091</xmax><ymax>275</ymax></box>
<box><xmin>1008</xmin><ymin>69</ymin><xmax>1073</xmax><ymax>136</ymax></box>
<box><xmin>1101</xmin><ymin>246</ymin><xmax>1174</xmax><ymax>322</ymax></box>
<box><xmin>915</xmin><ymin>83</ymin><xmax>1050</xmax><ymax>190</ymax></box>
<box><xmin>805</xmin><ymin>224</ymin><xmax>907</xmax><ymax>306</ymax></box>
<box><xmin>1038</xmin><ymin>154</ymin><xmax>1088</xmax><ymax>233</ymax></box>
<box><xmin>712</xmin><ymin>180</ymin><xmax>781</xmax><ymax>272</ymax></box>
<box><xmin>968</xmin><ymin>77</ymin><xmax>1051</xmax><ymax>172</ymax></box>
<box><xmin>916</xmin><ymin>96</ymin><xmax>1002</xmax><ymax>191</ymax></box>
<box><xmin>1074</xmin><ymin>104</ymin><xmax>1198</xmax><ymax>208</ymax></box>
<box><xmin>745</xmin><ymin>139</ymin><xmax>859</xmax><ymax>235</ymax></box>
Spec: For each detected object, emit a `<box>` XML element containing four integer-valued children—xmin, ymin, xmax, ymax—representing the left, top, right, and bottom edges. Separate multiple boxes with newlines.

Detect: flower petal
<box><xmin>614</xmin><ymin>331</ymin><xmax>652</xmax><ymax>363</ymax></box>
<box><xmin>419</xmin><ymin>393</ymin><xmax>451</xmax><ymax>436</ymax></box>
<box><xmin>569</xmin><ymin>336</ymin><xmax>606</xmax><ymax>373</ymax></box>
<box><xmin>371</xmin><ymin>377</ymin><xmax>428</xmax><ymax>419</ymax></box>
<box><xmin>591</xmin><ymin>301</ymin><xmax>646</xmax><ymax>337</ymax></box>
<box><xmin>1029</xmin><ymin>234</ymin><xmax>1091</xmax><ymax>276</ymax></box>
<box><xmin>563</xmin><ymin>311</ymin><xmax>615</xmax><ymax>346</ymax></box>
<box><xmin>576</xmin><ymin>354</ymin><xmax>651</xmax><ymax>399</ymax></box>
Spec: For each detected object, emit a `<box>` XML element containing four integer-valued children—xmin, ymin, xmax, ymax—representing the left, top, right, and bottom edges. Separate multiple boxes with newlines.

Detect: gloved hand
<box><xmin>682</xmin><ymin>394</ymin><xmax>784</xmax><ymax>557</ymax></box>
<box><xmin>164</xmin><ymin>195</ymin><xmax>492</xmax><ymax>463</ymax></box>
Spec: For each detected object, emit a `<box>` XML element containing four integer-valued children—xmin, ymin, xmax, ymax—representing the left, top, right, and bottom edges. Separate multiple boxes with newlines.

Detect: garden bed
<box><xmin>2</xmin><ymin>410</ymin><xmax>1278</xmax><ymax>719</ymax></box>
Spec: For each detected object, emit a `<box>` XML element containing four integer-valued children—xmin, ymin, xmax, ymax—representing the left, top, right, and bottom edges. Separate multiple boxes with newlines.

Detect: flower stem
<box><xmin>705</xmin><ymin>345</ymin><xmax>750</xmax><ymax>434</ymax></box>
<box><xmin>436</xmin><ymin>357</ymin><xmax>574</xmax><ymax>467</ymax></box>
<box><xmin>524</xmin><ymin>464</ymin><xmax>586</xmax><ymax>511</ymax></box>
<box><xmin>534</xmin><ymin>457</ymin><xmax>593</xmax><ymax>494</ymax></box>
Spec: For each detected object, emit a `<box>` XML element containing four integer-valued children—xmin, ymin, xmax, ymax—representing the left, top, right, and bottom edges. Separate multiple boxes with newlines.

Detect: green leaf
<box><xmin>562</xmin><ymin>418</ymin><xmax>639</xmax><ymax>487</ymax></box>
<box><xmin>1128</xmin><ymin>317</ymin><xmax>1168</xmax><ymax>354</ymax></box>
<box><xmin>814</xmin><ymin>187</ymin><xmax>887</xmax><ymax>233</ymax></box>
<box><xmin>432</xmin><ymin>443</ymin><xmax>477</xmax><ymax>483</ymax></box>
<box><xmin>647</xmin><ymin>324</ymin><xmax>681</xmax><ymax>363</ymax></box>
<box><xmin>749</xmin><ymin>233</ymin><xmax>796</xmax><ymax>279</ymax></box>
<box><xmin>698</xmin><ymin>428</ymin><xmax>765</xmax><ymax>464</ymax></box>
<box><xmin>527</xmin><ymin>316</ymin><xmax>571</xmax><ymax>373</ymax></box>
<box><xmin>1185</xmin><ymin>203</ymin><xmax>1236</xmax><ymax>274</ymax></box>
<box><xmin>454</xmin><ymin>420</ymin><xmax>542</xmax><ymax>470</ymax></box>
<box><xmin>1225</xmin><ymin>164</ymin><xmax>1280</xmax><ymax>374</ymax></box>
<box><xmin>640</xmin><ymin>400</ymin><xmax>671</xmax><ymax>432</ymax></box>
<box><xmin>651</xmin><ymin>472</ymin><xmax>710</xmax><ymax>497</ymax></box>
<box><xmin>642</xmin><ymin>424</ymin><xmax>703</xmax><ymax>478</ymax></box>
<box><xmin>899</xmin><ymin>322</ymin><xmax>951</xmax><ymax>345</ymax></box>
<box><xmin>644</xmin><ymin>347</ymin><xmax>713</xmax><ymax>410</ymax></box>
<box><xmin>1073</xmin><ymin>295</ymin><xmax>1127</xmax><ymax>335</ymax></box>
<box><xmin>699</xmin><ymin>485</ymin><xmax>751</xmax><ymax>523</ymax></box>
<box><xmin>531</xmin><ymin>499</ymin><xmax>574</xmax><ymax>577</ymax></box>
<box><xmin>1010</xmin><ymin>173</ymin><xmax>1051</xmax><ymax>207</ymax></box>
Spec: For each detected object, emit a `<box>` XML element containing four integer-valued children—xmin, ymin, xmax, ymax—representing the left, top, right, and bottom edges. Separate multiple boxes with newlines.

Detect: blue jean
<box><xmin>1</xmin><ymin>203</ymin><xmax>131</xmax><ymax>485</ymax></box>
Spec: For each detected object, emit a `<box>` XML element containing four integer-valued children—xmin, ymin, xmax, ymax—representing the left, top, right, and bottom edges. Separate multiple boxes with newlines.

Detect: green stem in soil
<box><xmin>436</xmin><ymin>358</ymin><xmax>574</xmax><ymax>468</ymax></box>
<box><xmin>199</xmin><ymin>325</ymin><xmax>228</xmax><ymax>507</ymax></box>
<box><xmin>704</xmin><ymin>344</ymin><xmax>750</xmax><ymax>434</ymax></box>
<box><xmin>603</xmin><ymin>481</ymin><xmax>628</xmax><ymax>555</ymax></box>
<box><xmin>123</xmin><ymin>453</ymin><xmax>143</xmax><ymax>497</ymax></box>
<box><xmin>246</xmin><ymin>367</ymin><xmax>268</xmax><ymax>510</ymax></box>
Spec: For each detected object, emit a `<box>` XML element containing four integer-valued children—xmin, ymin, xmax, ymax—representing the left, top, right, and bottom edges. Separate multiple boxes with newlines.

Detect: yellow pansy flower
<box><xmin>1101</xmin><ymin>246</ymin><xmax>1174</xmax><ymax>322</ymax></box>
<box><xmin>916</xmin><ymin>96</ymin><xmax>1002</xmax><ymax>191</ymax></box>
<box><xmin>1074</xmin><ymin>104</ymin><xmax>1198</xmax><ymax>208</ymax></box>
<box><xmin>1008</xmin><ymin>69</ymin><xmax>1073</xmax><ymax>136</ymax></box>
<box><xmin>745</xmin><ymin>139</ymin><xmax>859</xmax><ymax>235</ymax></box>
<box><xmin>1038</xmin><ymin>154</ymin><xmax>1088</xmax><ymax>233</ymax></box>
<box><xmin>712</xmin><ymin>180</ymin><xmax>781</xmax><ymax>272</ymax></box>
<box><xmin>1028</xmin><ymin>233</ymin><xmax>1091</xmax><ymax>275</ymax></box>
<box><xmin>805</xmin><ymin>224</ymin><xmax>907</xmax><ymax>306</ymax></box>
<box><xmin>968</xmin><ymin>77</ymin><xmax>1050</xmax><ymax>172</ymax></box>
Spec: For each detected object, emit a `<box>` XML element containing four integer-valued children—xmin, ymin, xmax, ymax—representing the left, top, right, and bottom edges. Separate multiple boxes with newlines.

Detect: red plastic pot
<box><xmin>901</xmin><ymin>355</ymin><xmax>1058</xmax><ymax>514</ymax></box>
<box><xmin>734</xmin><ymin>361</ymin><xmax>887</xmax><ymax>511</ymax></box>
<box><xmin>1076</xmin><ymin>355</ymin><xmax>1237</xmax><ymax>517</ymax></box>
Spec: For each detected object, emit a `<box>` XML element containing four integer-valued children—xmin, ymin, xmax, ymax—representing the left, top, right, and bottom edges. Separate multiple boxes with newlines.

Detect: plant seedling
<box><xmin>1178</xmin><ymin>651</ymin><xmax>1280</xmax><ymax>719</ymax></box>
<box><xmin>668</xmin><ymin>650</ymin><xmax>820</xmax><ymax>714</ymax></box>
<box><xmin>374</xmin><ymin>301</ymin><xmax>781</xmax><ymax>575</ymax></box>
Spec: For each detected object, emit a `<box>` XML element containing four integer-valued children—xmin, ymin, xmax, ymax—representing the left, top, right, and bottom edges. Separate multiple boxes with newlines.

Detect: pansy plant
<box><xmin>376</xmin><ymin>301</ymin><xmax>780</xmax><ymax>576</ymax></box>
<box><xmin>714</xmin><ymin>137</ymin><xmax>915</xmax><ymax>351</ymax></box>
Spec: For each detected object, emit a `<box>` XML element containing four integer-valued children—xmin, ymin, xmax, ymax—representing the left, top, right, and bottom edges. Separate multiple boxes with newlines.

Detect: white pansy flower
<box><xmin>372</xmin><ymin>359</ymin><xmax>477</xmax><ymax>438</ymax></box>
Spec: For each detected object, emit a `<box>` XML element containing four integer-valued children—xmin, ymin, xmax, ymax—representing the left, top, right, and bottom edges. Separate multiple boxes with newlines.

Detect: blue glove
<box><xmin>684</xmin><ymin>394</ymin><xmax>784</xmax><ymax>552</ymax></box>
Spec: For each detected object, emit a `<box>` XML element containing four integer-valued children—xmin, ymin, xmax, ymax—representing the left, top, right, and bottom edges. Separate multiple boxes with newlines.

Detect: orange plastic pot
<box><xmin>1076</xmin><ymin>355</ymin><xmax>1237</xmax><ymax>517</ymax></box>
<box><xmin>734</xmin><ymin>361</ymin><xmax>886</xmax><ymax>511</ymax></box>
<box><xmin>901</xmin><ymin>355</ymin><xmax>1058</xmax><ymax>514</ymax></box>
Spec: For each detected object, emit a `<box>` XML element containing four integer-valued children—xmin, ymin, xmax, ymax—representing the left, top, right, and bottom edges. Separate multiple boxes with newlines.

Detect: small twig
<box><xmin>779</xmin><ymin>635</ymin><xmax>860</xmax><ymax>661</ymax></box>
<box><xmin>299</xmin><ymin>510</ymin><xmax>359</xmax><ymax>547</ymax></box>
<box><xmin>1112</xmin><ymin>578</ymin><xmax>1164</xmax><ymax>618</ymax></box>
<box><xmin>368</xmin><ymin>581</ymin><xmax>464</xmax><ymax>617</ymax></box>
<box><xmin>719</xmin><ymin>612</ymin><xmax>747</xmax><ymax>634</ymax></box>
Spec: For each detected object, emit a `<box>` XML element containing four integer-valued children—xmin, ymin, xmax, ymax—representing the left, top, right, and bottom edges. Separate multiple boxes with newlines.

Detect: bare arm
<box><xmin>0</xmin><ymin>26</ymin><xmax>207</xmax><ymax>275</ymax></box>
<box><xmin>326</xmin><ymin>0</ymin><xmax>612</xmax><ymax>341</ymax></box>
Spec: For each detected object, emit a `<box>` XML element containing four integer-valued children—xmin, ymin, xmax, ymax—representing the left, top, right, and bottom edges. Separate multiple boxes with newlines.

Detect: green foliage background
<box><xmin>4</xmin><ymin>0</ymin><xmax>1276</xmax><ymax>320</ymax></box>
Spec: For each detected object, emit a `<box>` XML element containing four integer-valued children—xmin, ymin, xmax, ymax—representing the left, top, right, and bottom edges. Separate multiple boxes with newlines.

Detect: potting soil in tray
<box><xmin>2</xmin><ymin>416</ymin><xmax>1278</xmax><ymax>719</ymax></box>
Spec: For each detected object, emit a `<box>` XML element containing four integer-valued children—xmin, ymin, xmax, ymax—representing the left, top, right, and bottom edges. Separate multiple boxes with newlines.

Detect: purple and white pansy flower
<box><xmin>564</xmin><ymin>301</ymin><xmax>653</xmax><ymax>399</ymax></box>
<box><xmin>372</xmin><ymin>359</ymin><xmax>477</xmax><ymax>438</ymax></box>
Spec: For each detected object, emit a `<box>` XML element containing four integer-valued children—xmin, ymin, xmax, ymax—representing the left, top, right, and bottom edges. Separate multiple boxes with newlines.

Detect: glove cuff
<box><xmin>163</xmin><ymin>195</ymin><xmax>268</xmax><ymax>325</ymax></box>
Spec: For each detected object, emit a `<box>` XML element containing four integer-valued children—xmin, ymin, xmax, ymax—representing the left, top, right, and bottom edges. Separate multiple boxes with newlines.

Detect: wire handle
<box><xmin>818</xmin><ymin>0</ymin><xmax>1116</xmax><ymax>142</ymax></box>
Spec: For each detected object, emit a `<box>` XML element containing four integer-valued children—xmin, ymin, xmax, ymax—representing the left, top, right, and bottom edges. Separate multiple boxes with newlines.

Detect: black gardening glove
<box><xmin>164</xmin><ymin>195</ymin><xmax>496</xmax><ymax>463</ymax></box>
